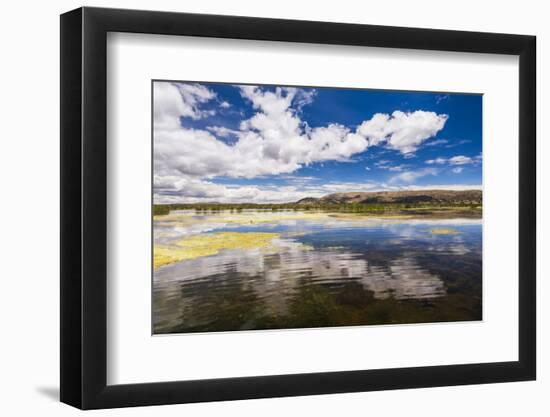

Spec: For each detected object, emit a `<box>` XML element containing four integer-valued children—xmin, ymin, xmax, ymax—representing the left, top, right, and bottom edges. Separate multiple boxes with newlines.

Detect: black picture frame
<box><xmin>60</xmin><ymin>6</ymin><xmax>536</xmax><ymax>410</ymax></box>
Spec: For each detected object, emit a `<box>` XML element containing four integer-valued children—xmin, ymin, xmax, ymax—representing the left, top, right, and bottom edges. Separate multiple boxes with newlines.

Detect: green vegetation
<box><xmin>153</xmin><ymin>202</ymin><xmax>482</xmax><ymax>217</ymax></box>
<box><xmin>153</xmin><ymin>205</ymin><xmax>170</xmax><ymax>215</ymax></box>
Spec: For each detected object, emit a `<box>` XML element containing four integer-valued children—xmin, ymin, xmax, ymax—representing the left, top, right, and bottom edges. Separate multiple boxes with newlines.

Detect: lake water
<box><xmin>153</xmin><ymin>210</ymin><xmax>482</xmax><ymax>334</ymax></box>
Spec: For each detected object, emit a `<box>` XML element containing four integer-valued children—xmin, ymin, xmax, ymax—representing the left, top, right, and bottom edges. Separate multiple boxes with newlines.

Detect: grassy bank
<box><xmin>153</xmin><ymin>202</ymin><xmax>482</xmax><ymax>218</ymax></box>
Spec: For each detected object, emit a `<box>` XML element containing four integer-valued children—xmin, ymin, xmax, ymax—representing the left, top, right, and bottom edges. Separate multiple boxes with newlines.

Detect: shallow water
<box><xmin>153</xmin><ymin>210</ymin><xmax>482</xmax><ymax>334</ymax></box>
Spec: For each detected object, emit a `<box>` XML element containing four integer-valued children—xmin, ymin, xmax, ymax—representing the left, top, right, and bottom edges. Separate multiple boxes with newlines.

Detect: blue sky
<box><xmin>153</xmin><ymin>81</ymin><xmax>482</xmax><ymax>204</ymax></box>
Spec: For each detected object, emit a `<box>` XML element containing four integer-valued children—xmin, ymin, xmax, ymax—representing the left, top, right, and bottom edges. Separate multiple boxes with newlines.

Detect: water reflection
<box><xmin>153</xmin><ymin>211</ymin><xmax>482</xmax><ymax>334</ymax></box>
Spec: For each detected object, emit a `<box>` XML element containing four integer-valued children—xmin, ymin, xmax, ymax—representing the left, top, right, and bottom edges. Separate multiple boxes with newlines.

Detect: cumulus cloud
<box><xmin>357</xmin><ymin>110</ymin><xmax>448</xmax><ymax>154</ymax></box>
<box><xmin>155</xmin><ymin>85</ymin><xmax>372</xmax><ymax>180</ymax></box>
<box><xmin>153</xmin><ymin>82</ymin><xmax>450</xmax><ymax>203</ymax></box>
<box><xmin>153</xmin><ymin>82</ymin><xmax>216</xmax><ymax>130</ymax></box>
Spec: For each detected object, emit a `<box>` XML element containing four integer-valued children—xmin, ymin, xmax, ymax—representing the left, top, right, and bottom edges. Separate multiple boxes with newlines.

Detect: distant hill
<box><xmin>296</xmin><ymin>189</ymin><xmax>482</xmax><ymax>205</ymax></box>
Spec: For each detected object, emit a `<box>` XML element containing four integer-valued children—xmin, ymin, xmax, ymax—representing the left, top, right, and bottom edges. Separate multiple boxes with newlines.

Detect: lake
<box><xmin>153</xmin><ymin>210</ymin><xmax>482</xmax><ymax>334</ymax></box>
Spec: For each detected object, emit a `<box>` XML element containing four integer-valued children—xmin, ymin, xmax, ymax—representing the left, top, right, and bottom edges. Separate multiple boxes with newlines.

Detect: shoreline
<box><xmin>154</xmin><ymin>207</ymin><xmax>482</xmax><ymax>221</ymax></box>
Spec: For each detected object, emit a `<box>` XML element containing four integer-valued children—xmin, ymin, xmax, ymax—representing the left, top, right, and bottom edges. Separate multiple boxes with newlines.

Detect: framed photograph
<box><xmin>60</xmin><ymin>6</ymin><xmax>536</xmax><ymax>409</ymax></box>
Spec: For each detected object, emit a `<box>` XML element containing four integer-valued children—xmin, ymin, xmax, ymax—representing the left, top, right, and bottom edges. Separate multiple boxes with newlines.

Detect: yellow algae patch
<box><xmin>176</xmin><ymin>232</ymin><xmax>278</xmax><ymax>253</ymax></box>
<box><xmin>154</xmin><ymin>210</ymin><xmax>428</xmax><ymax>231</ymax></box>
<box><xmin>429</xmin><ymin>228</ymin><xmax>460</xmax><ymax>235</ymax></box>
<box><xmin>155</xmin><ymin>211</ymin><xmax>334</xmax><ymax>228</ymax></box>
<box><xmin>154</xmin><ymin>232</ymin><xmax>279</xmax><ymax>269</ymax></box>
<box><xmin>154</xmin><ymin>248</ymin><xmax>185</xmax><ymax>269</ymax></box>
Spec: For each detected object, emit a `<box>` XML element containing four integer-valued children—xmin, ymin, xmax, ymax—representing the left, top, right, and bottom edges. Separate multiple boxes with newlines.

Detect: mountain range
<box><xmin>296</xmin><ymin>189</ymin><xmax>482</xmax><ymax>205</ymax></box>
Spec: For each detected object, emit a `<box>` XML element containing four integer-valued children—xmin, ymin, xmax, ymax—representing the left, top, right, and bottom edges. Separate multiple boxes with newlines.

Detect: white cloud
<box><xmin>389</xmin><ymin>168</ymin><xmax>438</xmax><ymax>184</ymax></box>
<box><xmin>153</xmin><ymin>176</ymin><xmax>480</xmax><ymax>204</ymax></box>
<box><xmin>153</xmin><ymin>82</ymin><xmax>451</xmax><ymax>203</ymax></box>
<box><xmin>375</xmin><ymin>160</ymin><xmax>407</xmax><ymax>171</ymax></box>
<box><xmin>295</xmin><ymin>89</ymin><xmax>316</xmax><ymax>110</ymax></box>
<box><xmin>399</xmin><ymin>184</ymin><xmax>481</xmax><ymax>191</ymax></box>
<box><xmin>239</xmin><ymin>85</ymin><xmax>296</xmax><ymax>116</ymax></box>
<box><xmin>154</xmin><ymin>175</ymin><xmax>275</xmax><ymax>203</ymax></box>
<box><xmin>426</xmin><ymin>154</ymin><xmax>481</xmax><ymax>166</ymax></box>
<box><xmin>448</xmin><ymin>155</ymin><xmax>473</xmax><ymax>165</ymax></box>
<box><xmin>154</xmin><ymin>176</ymin><xmax>382</xmax><ymax>204</ymax></box>
<box><xmin>220</xmin><ymin>100</ymin><xmax>231</xmax><ymax>108</ymax></box>
<box><xmin>319</xmin><ymin>182</ymin><xmax>379</xmax><ymax>193</ymax></box>
<box><xmin>426</xmin><ymin>139</ymin><xmax>448</xmax><ymax>146</ymax></box>
<box><xmin>205</xmin><ymin>126</ymin><xmax>240</xmax><ymax>137</ymax></box>
<box><xmin>357</xmin><ymin>110</ymin><xmax>448</xmax><ymax>154</ymax></box>
<box><xmin>439</xmin><ymin>139</ymin><xmax>472</xmax><ymax>148</ymax></box>
<box><xmin>153</xmin><ymin>82</ymin><xmax>216</xmax><ymax>130</ymax></box>
<box><xmin>452</xmin><ymin>167</ymin><xmax>464</xmax><ymax>173</ymax></box>
<box><xmin>426</xmin><ymin>157</ymin><xmax>448</xmax><ymax>165</ymax></box>
<box><xmin>156</xmin><ymin>85</ymin><xmax>372</xmax><ymax>180</ymax></box>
